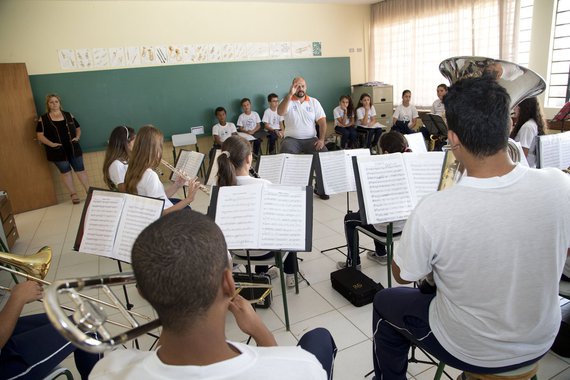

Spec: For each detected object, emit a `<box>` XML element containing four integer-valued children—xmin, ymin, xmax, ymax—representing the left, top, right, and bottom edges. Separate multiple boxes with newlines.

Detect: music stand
<box><xmin>553</xmin><ymin>101</ymin><xmax>570</xmax><ymax>121</ymax></box>
<box><xmin>420</xmin><ymin>114</ymin><xmax>447</xmax><ymax>137</ymax></box>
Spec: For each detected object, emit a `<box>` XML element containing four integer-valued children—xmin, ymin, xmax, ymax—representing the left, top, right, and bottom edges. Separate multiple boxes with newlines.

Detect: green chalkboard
<box><xmin>30</xmin><ymin>57</ymin><xmax>351</xmax><ymax>152</ymax></box>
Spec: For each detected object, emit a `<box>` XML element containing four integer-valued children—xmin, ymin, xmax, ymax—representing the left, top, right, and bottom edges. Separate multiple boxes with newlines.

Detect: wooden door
<box><xmin>0</xmin><ymin>63</ymin><xmax>56</xmax><ymax>213</ymax></box>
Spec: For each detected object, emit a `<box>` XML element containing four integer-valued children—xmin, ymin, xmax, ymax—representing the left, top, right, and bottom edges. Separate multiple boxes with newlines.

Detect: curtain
<box><xmin>369</xmin><ymin>0</ymin><xmax>521</xmax><ymax>108</ymax></box>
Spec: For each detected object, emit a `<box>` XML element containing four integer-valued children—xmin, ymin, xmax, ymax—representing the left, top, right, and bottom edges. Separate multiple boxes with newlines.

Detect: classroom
<box><xmin>0</xmin><ymin>1</ymin><xmax>569</xmax><ymax>379</ymax></box>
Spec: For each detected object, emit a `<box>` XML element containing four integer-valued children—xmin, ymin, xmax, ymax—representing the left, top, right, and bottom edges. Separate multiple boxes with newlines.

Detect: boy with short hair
<box><xmin>237</xmin><ymin>98</ymin><xmax>262</xmax><ymax>156</ymax></box>
<box><xmin>262</xmin><ymin>93</ymin><xmax>284</xmax><ymax>154</ymax></box>
<box><xmin>211</xmin><ymin>106</ymin><xmax>237</xmax><ymax>160</ymax></box>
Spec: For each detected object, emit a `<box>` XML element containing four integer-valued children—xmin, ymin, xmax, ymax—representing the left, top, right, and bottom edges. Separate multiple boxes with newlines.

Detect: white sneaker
<box><xmin>266</xmin><ymin>267</ymin><xmax>279</xmax><ymax>280</ymax></box>
<box><xmin>286</xmin><ymin>274</ymin><xmax>296</xmax><ymax>287</ymax></box>
<box><xmin>366</xmin><ymin>251</ymin><xmax>388</xmax><ymax>265</ymax></box>
<box><xmin>336</xmin><ymin>261</ymin><xmax>361</xmax><ymax>270</ymax></box>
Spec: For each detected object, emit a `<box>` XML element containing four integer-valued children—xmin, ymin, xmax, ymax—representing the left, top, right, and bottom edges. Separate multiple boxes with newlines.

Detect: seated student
<box><xmin>372</xmin><ymin>76</ymin><xmax>570</xmax><ymax>380</ymax></box>
<box><xmin>391</xmin><ymin>89</ymin><xmax>419</xmax><ymax>135</ymax></box>
<box><xmin>237</xmin><ymin>98</ymin><xmax>263</xmax><ymax>156</ymax></box>
<box><xmin>90</xmin><ymin>209</ymin><xmax>337</xmax><ymax>379</ymax></box>
<box><xmin>211</xmin><ymin>106</ymin><xmax>238</xmax><ymax>161</ymax></box>
<box><xmin>124</xmin><ymin>125</ymin><xmax>200</xmax><ymax>215</ymax></box>
<box><xmin>337</xmin><ymin>131</ymin><xmax>409</xmax><ymax>270</ymax></box>
<box><xmin>333</xmin><ymin>95</ymin><xmax>358</xmax><ymax>149</ymax></box>
<box><xmin>262</xmin><ymin>93</ymin><xmax>284</xmax><ymax>154</ymax></box>
<box><xmin>0</xmin><ymin>281</ymin><xmax>100</xmax><ymax>380</ymax></box>
<box><xmin>217</xmin><ymin>135</ymin><xmax>298</xmax><ymax>287</ymax></box>
<box><xmin>510</xmin><ymin>97</ymin><xmax>545</xmax><ymax>168</ymax></box>
<box><xmin>103</xmin><ymin>125</ymin><xmax>136</xmax><ymax>192</ymax></box>
<box><xmin>431</xmin><ymin>83</ymin><xmax>448</xmax><ymax>116</ymax></box>
<box><xmin>355</xmin><ymin>93</ymin><xmax>383</xmax><ymax>151</ymax></box>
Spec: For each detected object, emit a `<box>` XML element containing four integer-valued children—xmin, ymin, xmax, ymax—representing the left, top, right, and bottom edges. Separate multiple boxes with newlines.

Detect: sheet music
<box><xmin>403</xmin><ymin>152</ymin><xmax>444</xmax><ymax>203</ymax></box>
<box><xmin>258</xmin><ymin>155</ymin><xmax>286</xmax><ymax>184</ymax></box>
<box><xmin>281</xmin><ymin>155</ymin><xmax>313</xmax><ymax>186</ymax></box>
<box><xmin>237</xmin><ymin>132</ymin><xmax>257</xmax><ymax>142</ymax></box>
<box><xmin>207</xmin><ymin>150</ymin><xmax>222</xmax><ymax>186</ymax></box>
<box><xmin>214</xmin><ymin>184</ymin><xmax>263</xmax><ymax>249</ymax></box>
<box><xmin>357</xmin><ymin>154</ymin><xmax>413</xmax><ymax>224</ymax></box>
<box><xmin>319</xmin><ymin>149</ymin><xmax>370</xmax><ymax>195</ymax></box>
<box><xmin>79</xmin><ymin>192</ymin><xmax>125</xmax><ymax>257</ymax></box>
<box><xmin>259</xmin><ymin>185</ymin><xmax>306</xmax><ymax>250</ymax></box>
<box><xmin>113</xmin><ymin>196</ymin><xmax>164</xmax><ymax>263</ymax></box>
<box><xmin>404</xmin><ymin>132</ymin><xmax>428</xmax><ymax>153</ymax></box>
<box><xmin>173</xmin><ymin>150</ymin><xmax>204</xmax><ymax>181</ymax></box>
<box><xmin>538</xmin><ymin>132</ymin><xmax>570</xmax><ymax>168</ymax></box>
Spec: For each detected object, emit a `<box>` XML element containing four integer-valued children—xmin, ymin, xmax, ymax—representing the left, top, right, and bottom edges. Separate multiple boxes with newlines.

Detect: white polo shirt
<box><xmin>237</xmin><ymin>112</ymin><xmax>261</xmax><ymax>132</ymax></box>
<box><xmin>282</xmin><ymin>96</ymin><xmax>326</xmax><ymax>139</ymax></box>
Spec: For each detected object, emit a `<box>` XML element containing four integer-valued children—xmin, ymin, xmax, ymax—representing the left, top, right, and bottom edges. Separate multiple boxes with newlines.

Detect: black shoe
<box><xmin>314</xmin><ymin>189</ymin><xmax>329</xmax><ymax>200</ymax></box>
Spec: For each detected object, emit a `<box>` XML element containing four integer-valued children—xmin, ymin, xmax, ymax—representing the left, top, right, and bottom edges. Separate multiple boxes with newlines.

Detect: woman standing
<box><xmin>510</xmin><ymin>97</ymin><xmax>546</xmax><ymax>168</ymax></box>
<box><xmin>36</xmin><ymin>94</ymin><xmax>89</xmax><ymax>204</ymax></box>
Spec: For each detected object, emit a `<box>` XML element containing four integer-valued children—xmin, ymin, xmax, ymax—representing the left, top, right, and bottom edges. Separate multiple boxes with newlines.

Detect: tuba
<box><xmin>437</xmin><ymin>56</ymin><xmax>546</xmax><ymax>190</ymax></box>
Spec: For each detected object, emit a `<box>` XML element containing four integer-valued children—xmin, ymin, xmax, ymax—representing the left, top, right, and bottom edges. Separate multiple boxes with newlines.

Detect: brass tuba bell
<box><xmin>0</xmin><ymin>246</ymin><xmax>52</xmax><ymax>279</ymax></box>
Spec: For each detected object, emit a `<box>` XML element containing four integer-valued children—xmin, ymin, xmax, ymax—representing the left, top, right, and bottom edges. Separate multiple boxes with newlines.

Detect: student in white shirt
<box><xmin>237</xmin><ymin>98</ymin><xmax>262</xmax><ymax>156</ymax></box>
<box><xmin>211</xmin><ymin>106</ymin><xmax>238</xmax><ymax>160</ymax></box>
<box><xmin>355</xmin><ymin>93</ymin><xmax>383</xmax><ymax>151</ymax></box>
<box><xmin>333</xmin><ymin>95</ymin><xmax>358</xmax><ymax>149</ymax></box>
<box><xmin>510</xmin><ymin>97</ymin><xmax>545</xmax><ymax>168</ymax></box>
<box><xmin>90</xmin><ymin>208</ymin><xmax>337</xmax><ymax>380</ymax></box>
<box><xmin>392</xmin><ymin>89</ymin><xmax>419</xmax><ymax>135</ymax></box>
<box><xmin>372</xmin><ymin>76</ymin><xmax>570</xmax><ymax>380</ymax></box>
<box><xmin>124</xmin><ymin>125</ymin><xmax>200</xmax><ymax>215</ymax></box>
<box><xmin>262</xmin><ymin>93</ymin><xmax>284</xmax><ymax>154</ymax></box>
<box><xmin>103</xmin><ymin>125</ymin><xmax>136</xmax><ymax>191</ymax></box>
<box><xmin>431</xmin><ymin>84</ymin><xmax>448</xmax><ymax>116</ymax></box>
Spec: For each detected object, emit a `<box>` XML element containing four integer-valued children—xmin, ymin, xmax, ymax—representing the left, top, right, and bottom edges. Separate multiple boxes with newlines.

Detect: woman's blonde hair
<box><xmin>124</xmin><ymin>125</ymin><xmax>163</xmax><ymax>195</ymax></box>
<box><xmin>45</xmin><ymin>94</ymin><xmax>63</xmax><ymax>113</ymax></box>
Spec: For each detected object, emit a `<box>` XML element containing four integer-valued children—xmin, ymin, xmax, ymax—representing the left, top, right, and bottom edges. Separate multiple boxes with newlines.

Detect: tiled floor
<box><xmin>2</xmin><ymin>190</ymin><xmax>570</xmax><ymax>379</ymax></box>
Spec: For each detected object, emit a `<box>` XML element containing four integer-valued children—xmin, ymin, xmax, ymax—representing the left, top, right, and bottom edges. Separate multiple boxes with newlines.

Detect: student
<box><xmin>103</xmin><ymin>125</ymin><xmax>136</xmax><ymax>191</ymax></box>
<box><xmin>510</xmin><ymin>97</ymin><xmax>545</xmax><ymax>168</ymax></box>
<box><xmin>337</xmin><ymin>131</ymin><xmax>409</xmax><ymax>270</ymax></box>
<box><xmin>211</xmin><ymin>106</ymin><xmax>238</xmax><ymax>160</ymax></box>
<box><xmin>333</xmin><ymin>95</ymin><xmax>358</xmax><ymax>149</ymax></box>
<box><xmin>217</xmin><ymin>135</ymin><xmax>297</xmax><ymax>287</ymax></box>
<box><xmin>372</xmin><ymin>76</ymin><xmax>570</xmax><ymax>380</ymax></box>
<box><xmin>124</xmin><ymin>125</ymin><xmax>200</xmax><ymax>215</ymax></box>
<box><xmin>237</xmin><ymin>98</ymin><xmax>262</xmax><ymax>156</ymax></box>
<box><xmin>0</xmin><ymin>281</ymin><xmax>100</xmax><ymax>380</ymax></box>
<box><xmin>431</xmin><ymin>84</ymin><xmax>448</xmax><ymax>116</ymax></box>
<box><xmin>392</xmin><ymin>89</ymin><xmax>419</xmax><ymax>135</ymax></box>
<box><xmin>355</xmin><ymin>93</ymin><xmax>383</xmax><ymax>151</ymax></box>
<box><xmin>90</xmin><ymin>209</ymin><xmax>337</xmax><ymax>379</ymax></box>
<box><xmin>262</xmin><ymin>93</ymin><xmax>284</xmax><ymax>154</ymax></box>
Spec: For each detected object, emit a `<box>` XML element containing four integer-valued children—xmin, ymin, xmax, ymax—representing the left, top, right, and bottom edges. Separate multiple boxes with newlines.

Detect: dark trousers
<box><xmin>298</xmin><ymin>328</ymin><xmax>337</xmax><ymax>380</ymax></box>
<box><xmin>372</xmin><ymin>287</ymin><xmax>543</xmax><ymax>380</ymax></box>
<box><xmin>344</xmin><ymin>211</ymin><xmax>386</xmax><ymax>266</ymax></box>
<box><xmin>266</xmin><ymin>130</ymin><xmax>279</xmax><ymax>153</ymax></box>
<box><xmin>334</xmin><ymin>126</ymin><xmax>358</xmax><ymax>149</ymax></box>
<box><xmin>0</xmin><ymin>314</ymin><xmax>100</xmax><ymax>380</ymax></box>
<box><xmin>357</xmin><ymin>127</ymin><xmax>383</xmax><ymax>149</ymax></box>
<box><xmin>391</xmin><ymin>121</ymin><xmax>415</xmax><ymax>135</ymax></box>
<box><xmin>280</xmin><ymin>137</ymin><xmax>327</xmax><ymax>196</ymax></box>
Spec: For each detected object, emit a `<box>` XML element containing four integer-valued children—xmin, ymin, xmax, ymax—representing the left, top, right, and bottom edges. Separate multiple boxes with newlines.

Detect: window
<box><xmin>547</xmin><ymin>0</ymin><xmax>570</xmax><ymax>108</ymax></box>
<box><xmin>517</xmin><ymin>0</ymin><xmax>534</xmax><ymax>67</ymax></box>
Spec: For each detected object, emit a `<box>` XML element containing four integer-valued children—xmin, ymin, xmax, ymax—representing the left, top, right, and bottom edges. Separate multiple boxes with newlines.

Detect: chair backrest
<box><xmin>172</xmin><ymin>132</ymin><xmax>197</xmax><ymax>147</ymax></box>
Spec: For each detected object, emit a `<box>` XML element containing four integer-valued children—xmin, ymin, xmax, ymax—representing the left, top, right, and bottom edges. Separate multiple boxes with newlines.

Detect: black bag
<box><xmin>331</xmin><ymin>267</ymin><xmax>383</xmax><ymax>307</ymax></box>
<box><xmin>233</xmin><ymin>272</ymin><xmax>272</xmax><ymax>308</ymax></box>
<box><xmin>551</xmin><ymin>301</ymin><xmax>570</xmax><ymax>357</ymax></box>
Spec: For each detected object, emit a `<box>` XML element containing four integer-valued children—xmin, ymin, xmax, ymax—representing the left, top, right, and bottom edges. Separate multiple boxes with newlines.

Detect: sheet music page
<box><xmin>207</xmin><ymin>150</ymin><xmax>222</xmax><ymax>186</ymax></box>
<box><xmin>113</xmin><ymin>195</ymin><xmax>164</xmax><ymax>263</ymax></box>
<box><xmin>79</xmin><ymin>191</ymin><xmax>125</xmax><ymax>258</ymax></box>
<box><xmin>559</xmin><ymin>132</ymin><xmax>570</xmax><ymax>168</ymax></box>
<box><xmin>345</xmin><ymin>149</ymin><xmax>371</xmax><ymax>192</ymax></box>
<box><xmin>258</xmin><ymin>154</ymin><xmax>286</xmax><ymax>184</ymax></box>
<box><xmin>214</xmin><ymin>184</ymin><xmax>263</xmax><ymax>249</ymax></box>
<box><xmin>539</xmin><ymin>134</ymin><xmax>562</xmax><ymax>168</ymax></box>
<box><xmin>357</xmin><ymin>154</ymin><xmax>413</xmax><ymax>225</ymax></box>
<box><xmin>403</xmin><ymin>152</ymin><xmax>444</xmax><ymax>204</ymax></box>
<box><xmin>281</xmin><ymin>154</ymin><xmax>313</xmax><ymax>186</ymax></box>
<box><xmin>319</xmin><ymin>150</ymin><xmax>350</xmax><ymax>195</ymax></box>
<box><xmin>259</xmin><ymin>185</ymin><xmax>307</xmax><ymax>250</ymax></box>
<box><xmin>173</xmin><ymin>150</ymin><xmax>204</xmax><ymax>181</ymax></box>
<box><xmin>237</xmin><ymin>132</ymin><xmax>257</xmax><ymax>141</ymax></box>
<box><xmin>404</xmin><ymin>132</ymin><xmax>428</xmax><ymax>153</ymax></box>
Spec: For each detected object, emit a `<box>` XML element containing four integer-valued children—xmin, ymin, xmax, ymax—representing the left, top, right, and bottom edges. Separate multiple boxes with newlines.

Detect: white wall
<box><xmin>0</xmin><ymin>0</ymin><xmax>370</xmax><ymax>84</ymax></box>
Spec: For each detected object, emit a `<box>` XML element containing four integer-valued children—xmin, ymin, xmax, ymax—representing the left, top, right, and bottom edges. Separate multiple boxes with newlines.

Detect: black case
<box><xmin>331</xmin><ymin>268</ymin><xmax>384</xmax><ymax>307</ymax></box>
<box><xmin>233</xmin><ymin>272</ymin><xmax>272</xmax><ymax>308</ymax></box>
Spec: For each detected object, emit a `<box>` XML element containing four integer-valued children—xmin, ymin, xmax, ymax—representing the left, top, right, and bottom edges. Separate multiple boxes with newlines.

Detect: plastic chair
<box><xmin>231</xmin><ymin>250</ymin><xmax>299</xmax><ymax>331</ymax></box>
<box><xmin>43</xmin><ymin>366</ymin><xmax>74</xmax><ymax>380</ymax></box>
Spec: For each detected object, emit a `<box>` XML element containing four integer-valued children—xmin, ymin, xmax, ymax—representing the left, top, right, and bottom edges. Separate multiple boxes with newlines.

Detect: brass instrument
<box><xmin>437</xmin><ymin>56</ymin><xmax>546</xmax><ymax>188</ymax></box>
<box><xmin>160</xmin><ymin>159</ymin><xmax>210</xmax><ymax>195</ymax></box>
<box><xmin>44</xmin><ymin>272</ymin><xmax>272</xmax><ymax>353</ymax></box>
<box><xmin>0</xmin><ymin>248</ymin><xmax>152</xmax><ymax>330</ymax></box>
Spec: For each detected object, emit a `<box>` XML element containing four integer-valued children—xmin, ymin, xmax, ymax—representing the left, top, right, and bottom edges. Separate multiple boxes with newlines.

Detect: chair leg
<box><xmin>386</xmin><ymin>223</ymin><xmax>393</xmax><ymax>289</ymax></box>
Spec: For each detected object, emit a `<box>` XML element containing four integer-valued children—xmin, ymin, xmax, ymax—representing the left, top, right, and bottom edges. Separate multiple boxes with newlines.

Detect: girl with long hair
<box><xmin>510</xmin><ymin>97</ymin><xmax>546</xmax><ymax>168</ymax></box>
<box><xmin>102</xmin><ymin>125</ymin><xmax>136</xmax><ymax>191</ymax></box>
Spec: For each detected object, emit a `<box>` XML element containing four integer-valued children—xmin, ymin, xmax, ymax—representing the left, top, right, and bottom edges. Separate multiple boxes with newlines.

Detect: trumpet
<box><xmin>160</xmin><ymin>159</ymin><xmax>210</xmax><ymax>195</ymax></box>
<box><xmin>44</xmin><ymin>272</ymin><xmax>272</xmax><ymax>353</ymax></box>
